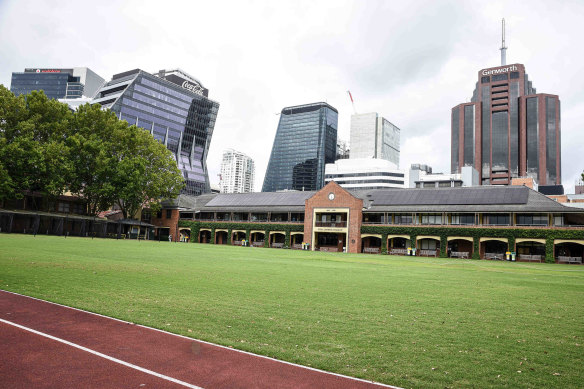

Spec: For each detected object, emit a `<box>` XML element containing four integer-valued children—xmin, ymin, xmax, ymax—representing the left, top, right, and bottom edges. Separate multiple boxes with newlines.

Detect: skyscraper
<box><xmin>92</xmin><ymin>68</ymin><xmax>219</xmax><ymax>196</ymax></box>
<box><xmin>349</xmin><ymin>113</ymin><xmax>400</xmax><ymax>166</ymax></box>
<box><xmin>262</xmin><ymin>102</ymin><xmax>338</xmax><ymax>192</ymax></box>
<box><xmin>451</xmin><ymin>23</ymin><xmax>561</xmax><ymax>186</ymax></box>
<box><xmin>220</xmin><ymin>149</ymin><xmax>255</xmax><ymax>193</ymax></box>
<box><xmin>10</xmin><ymin>67</ymin><xmax>105</xmax><ymax>99</ymax></box>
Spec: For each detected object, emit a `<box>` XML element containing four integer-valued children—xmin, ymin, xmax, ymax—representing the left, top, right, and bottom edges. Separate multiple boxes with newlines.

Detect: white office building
<box><xmin>325</xmin><ymin>158</ymin><xmax>406</xmax><ymax>190</ymax></box>
<box><xmin>349</xmin><ymin>113</ymin><xmax>400</xmax><ymax>166</ymax></box>
<box><xmin>220</xmin><ymin>149</ymin><xmax>255</xmax><ymax>193</ymax></box>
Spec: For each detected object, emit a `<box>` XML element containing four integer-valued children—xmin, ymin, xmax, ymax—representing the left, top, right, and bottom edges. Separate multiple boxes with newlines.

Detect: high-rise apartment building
<box><xmin>262</xmin><ymin>102</ymin><xmax>338</xmax><ymax>192</ymax></box>
<box><xmin>451</xmin><ymin>23</ymin><xmax>561</xmax><ymax>186</ymax></box>
<box><xmin>10</xmin><ymin>67</ymin><xmax>105</xmax><ymax>99</ymax></box>
<box><xmin>92</xmin><ymin>68</ymin><xmax>219</xmax><ymax>196</ymax></box>
<box><xmin>220</xmin><ymin>149</ymin><xmax>255</xmax><ymax>193</ymax></box>
<box><xmin>349</xmin><ymin>113</ymin><xmax>400</xmax><ymax>166</ymax></box>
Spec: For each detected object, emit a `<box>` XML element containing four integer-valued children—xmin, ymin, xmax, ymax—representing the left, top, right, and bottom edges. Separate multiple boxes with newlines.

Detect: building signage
<box><xmin>481</xmin><ymin>65</ymin><xmax>518</xmax><ymax>76</ymax></box>
<box><xmin>24</xmin><ymin>68</ymin><xmax>74</xmax><ymax>74</ymax></box>
<box><xmin>181</xmin><ymin>80</ymin><xmax>205</xmax><ymax>95</ymax></box>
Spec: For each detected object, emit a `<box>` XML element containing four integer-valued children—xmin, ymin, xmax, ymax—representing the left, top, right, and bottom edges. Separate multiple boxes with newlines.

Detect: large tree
<box><xmin>110</xmin><ymin>123</ymin><xmax>184</xmax><ymax>219</ymax></box>
<box><xmin>0</xmin><ymin>86</ymin><xmax>73</xmax><ymax>203</ymax></box>
<box><xmin>67</xmin><ymin>104</ymin><xmax>119</xmax><ymax>215</ymax></box>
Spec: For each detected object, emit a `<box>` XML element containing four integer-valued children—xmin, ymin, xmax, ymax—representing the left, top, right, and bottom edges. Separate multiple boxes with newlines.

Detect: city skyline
<box><xmin>1</xmin><ymin>1</ymin><xmax>583</xmax><ymax>192</ymax></box>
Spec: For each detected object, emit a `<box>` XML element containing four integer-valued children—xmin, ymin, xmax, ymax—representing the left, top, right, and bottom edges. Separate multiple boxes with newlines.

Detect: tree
<box><xmin>68</xmin><ymin>104</ymin><xmax>120</xmax><ymax>215</ymax></box>
<box><xmin>110</xmin><ymin>123</ymin><xmax>184</xmax><ymax>219</ymax></box>
<box><xmin>0</xmin><ymin>86</ymin><xmax>73</xmax><ymax>203</ymax></box>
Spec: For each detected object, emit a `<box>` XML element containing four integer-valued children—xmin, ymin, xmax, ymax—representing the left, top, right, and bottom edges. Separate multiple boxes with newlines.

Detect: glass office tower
<box><xmin>92</xmin><ymin>68</ymin><xmax>219</xmax><ymax>196</ymax></box>
<box><xmin>262</xmin><ymin>102</ymin><xmax>338</xmax><ymax>192</ymax></box>
<box><xmin>10</xmin><ymin>68</ymin><xmax>105</xmax><ymax>99</ymax></box>
<box><xmin>451</xmin><ymin>63</ymin><xmax>561</xmax><ymax>186</ymax></box>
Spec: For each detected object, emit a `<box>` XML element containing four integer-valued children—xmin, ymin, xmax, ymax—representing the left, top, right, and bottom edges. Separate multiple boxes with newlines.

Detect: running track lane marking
<box><xmin>1</xmin><ymin>290</ymin><xmax>401</xmax><ymax>389</ymax></box>
<box><xmin>0</xmin><ymin>318</ymin><xmax>204</xmax><ymax>389</ymax></box>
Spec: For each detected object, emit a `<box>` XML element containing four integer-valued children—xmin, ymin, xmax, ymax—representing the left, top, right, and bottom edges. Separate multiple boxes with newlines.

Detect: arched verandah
<box><xmin>417</xmin><ymin>235</ymin><xmax>440</xmax><ymax>257</ymax></box>
<box><xmin>387</xmin><ymin>234</ymin><xmax>410</xmax><ymax>256</ymax></box>
<box><xmin>215</xmin><ymin>229</ymin><xmax>228</xmax><ymax>245</ymax></box>
<box><xmin>447</xmin><ymin>236</ymin><xmax>473</xmax><ymax>259</ymax></box>
<box><xmin>250</xmin><ymin>231</ymin><xmax>265</xmax><ymax>247</ymax></box>
<box><xmin>178</xmin><ymin>228</ymin><xmax>190</xmax><ymax>243</ymax></box>
<box><xmin>554</xmin><ymin>240</ymin><xmax>584</xmax><ymax>264</ymax></box>
<box><xmin>269</xmin><ymin>231</ymin><xmax>286</xmax><ymax>248</ymax></box>
<box><xmin>480</xmin><ymin>238</ymin><xmax>508</xmax><ymax>260</ymax></box>
<box><xmin>515</xmin><ymin>238</ymin><xmax>545</xmax><ymax>262</ymax></box>
<box><xmin>199</xmin><ymin>229</ymin><xmax>211</xmax><ymax>243</ymax></box>
<box><xmin>290</xmin><ymin>232</ymin><xmax>304</xmax><ymax>249</ymax></box>
<box><xmin>232</xmin><ymin>230</ymin><xmax>247</xmax><ymax>245</ymax></box>
<box><xmin>361</xmin><ymin>234</ymin><xmax>382</xmax><ymax>254</ymax></box>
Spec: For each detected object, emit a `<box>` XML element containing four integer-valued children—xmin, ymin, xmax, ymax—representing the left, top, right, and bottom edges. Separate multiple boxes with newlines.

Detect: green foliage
<box><xmin>0</xmin><ymin>86</ymin><xmax>73</xmax><ymax>199</ymax></box>
<box><xmin>362</xmin><ymin>225</ymin><xmax>584</xmax><ymax>261</ymax></box>
<box><xmin>0</xmin><ymin>86</ymin><xmax>184</xmax><ymax>216</ymax></box>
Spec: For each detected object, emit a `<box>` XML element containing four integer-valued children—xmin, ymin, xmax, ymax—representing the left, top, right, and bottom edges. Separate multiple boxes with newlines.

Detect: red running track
<box><xmin>0</xmin><ymin>290</ymin><xmax>399</xmax><ymax>389</ymax></box>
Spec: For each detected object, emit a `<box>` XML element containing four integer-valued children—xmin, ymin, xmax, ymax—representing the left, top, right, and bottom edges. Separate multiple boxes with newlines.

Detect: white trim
<box><xmin>0</xmin><ymin>318</ymin><xmax>202</xmax><ymax>389</ymax></box>
<box><xmin>0</xmin><ymin>290</ymin><xmax>400</xmax><ymax>389</ymax></box>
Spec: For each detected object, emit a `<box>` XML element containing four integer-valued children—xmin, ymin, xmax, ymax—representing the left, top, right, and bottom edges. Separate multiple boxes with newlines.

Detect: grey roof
<box><xmin>205</xmin><ymin>191</ymin><xmax>315</xmax><ymax>208</ymax></box>
<box><xmin>174</xmin><ymin>186</ymin><xmax>582</xmax><ymax>214</ymax></box>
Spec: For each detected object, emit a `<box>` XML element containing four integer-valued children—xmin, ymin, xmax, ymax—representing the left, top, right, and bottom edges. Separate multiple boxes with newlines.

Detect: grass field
<box><xmin>1</xmin><ymin>234</ymin><xmax>583</xmax><ymax>388</ymax></box>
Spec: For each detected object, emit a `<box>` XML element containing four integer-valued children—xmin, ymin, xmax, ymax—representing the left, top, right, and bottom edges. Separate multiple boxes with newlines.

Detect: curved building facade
<box><xmin>92</xmin><ymin>68</ymin><xmax>219</xmax><ymax>196</ymax></box>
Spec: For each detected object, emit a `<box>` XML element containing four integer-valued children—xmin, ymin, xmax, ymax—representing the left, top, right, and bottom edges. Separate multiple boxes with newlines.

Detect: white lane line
<box><xmin>0</xmin><ymin>318</ymin><xmax>203</xmax><ymax>389</ymax></box>
<box><xmin>0</xmin><ymin>290</ymin><xmax>401</xmax><ymax>389</ymax></box>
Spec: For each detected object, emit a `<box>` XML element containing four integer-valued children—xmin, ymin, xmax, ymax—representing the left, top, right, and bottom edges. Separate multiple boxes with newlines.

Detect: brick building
<box><xmin>451</xmin><ymin>64</ymin><xmax>561</xmax><ymax>186</ymax></box>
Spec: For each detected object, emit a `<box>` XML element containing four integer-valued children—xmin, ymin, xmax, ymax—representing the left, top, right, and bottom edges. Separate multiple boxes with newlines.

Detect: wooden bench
<box><xmin>451</xmin><ymin>251</ymin><xmax>469</xmax><ymax>259</ymax></box>
<box><xmin>485</xmin><ymin>252</ymin><xmax>504</xmax><ymax>260</ymax></box>
<box><xmin>557</xmin><ymin>256</ymin><xmax>583</xmax><ymax>264</ymax></box>
<box><xmin>233</xmin><ymin>240</ymin><xmax>242</xmax><ymax>246</ymax></box>
<box><xmin>518</xmin><ymin>254</ymin><xmax>542</xmax><ymax>262</ymax></box>
<box><xmin>319</xmin><ymin>247</ymin><xmax>338</xmax><ymax>252</ymax></box>
<box><xmin>252</xmin><ymin>241</ymin><xmax>264</xmax><ymax>247</ymax></box>
<box><xmin>419</xmin><ymin>249</ymin><xmax>437</xmax><ymax>257</ymax></box>
<box><xmin>271</xmin><ymin>242</ymin><xmax>284</xmax><ymax>248</ymax></box>
<box><xmin>389</xmin><ymin>248</ymin><xmax>407</xmax><ymax>256</ymax></box>
<box><xmin>363</xmin><ymin>247</ymin><xmax>380</xmax><ymax>254</ymax></box>
<box><xmin>291</xmin><ymin>244</ymin><xmax>302</xmax><ymax>250</ymax></box>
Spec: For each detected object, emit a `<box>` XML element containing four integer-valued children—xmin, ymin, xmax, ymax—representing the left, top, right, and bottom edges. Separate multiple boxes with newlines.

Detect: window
<box><xmin>421</xmin><ymin>214</ymin><xmax>442</xmax><ymax>225</ymax></box>
<box><xmin>57</xmin><ymin>202</ymin><xmax>70</xmax><ymax>213</ymax></box>
<box><xmin>492</xmin><ymin>74</ymin><xmax>508</xmax><ymax>82</ymax></box>
<box><xmin>166</xmin><ymin>210</ymin><xmax>172</xmax><ymax>219</ymax></box>
<box><xmin>451</xmin><ymin>214</ymin><xmax>474</xmax><ymax>225</ymax></box>
<box><xmin>510</xmin><ymin>72</ymin><xmax>520</xmax><ymax>79</ymax></box>
<box><xmin>481</xmin><ymin>76</ymin><xmax>490</xmax><ymax>83</ymax></box>
<box><xmin>483</xmin><ymin>214</ymin><xmax>510</xmax><ymax>225</ymax></box>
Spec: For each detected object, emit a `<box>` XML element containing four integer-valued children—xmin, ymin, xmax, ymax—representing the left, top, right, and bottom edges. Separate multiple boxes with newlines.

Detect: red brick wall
<box><xmin>151</xmin><ymin>209</ymin><xmax>179</xmax><ymax>241</ymax></box>
<box><xmin>304</xmin><ymin>181</ymin><xmax>363</xmax><ymax>253</ymax></box>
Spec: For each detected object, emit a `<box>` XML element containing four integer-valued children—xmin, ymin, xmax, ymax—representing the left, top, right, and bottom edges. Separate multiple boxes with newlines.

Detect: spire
<box><xmin>500</xmin><ymin>18</ymin><xmax>507</xmax><ymax>66</ymax></box>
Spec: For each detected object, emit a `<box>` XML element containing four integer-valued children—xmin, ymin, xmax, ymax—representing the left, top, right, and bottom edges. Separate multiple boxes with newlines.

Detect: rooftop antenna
<box><xmin>500</xmin><ymin>18</ymin><xmax>507</xmax><ymax>66</ymax></box>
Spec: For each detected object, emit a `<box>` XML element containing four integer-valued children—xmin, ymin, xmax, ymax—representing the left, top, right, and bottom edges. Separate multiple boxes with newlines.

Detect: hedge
<box><xmin>178</xmin><ymin>221</ymin><xmax>303</xmax><ymax>248</ymax></box>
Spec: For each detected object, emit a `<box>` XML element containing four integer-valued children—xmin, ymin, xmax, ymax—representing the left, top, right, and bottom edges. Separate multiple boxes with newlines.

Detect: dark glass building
<box><xmin>92</xmin><ymin>68</ymin><xmax>219</xmax><ymax>196</ymax></box>
<box><xmin>451</xmin><ymin>64</ymin><xmax>561</xmax><ymax>186</ymax></box>
<box><xmin>262</xmin><ymin>102</ymin><xmax>338</xmax><ymax>192</ymax></box>
<box><xmin>10</xmin><ymin>67</ymin><xmax>105</xmax><ymax>99</ymax></box>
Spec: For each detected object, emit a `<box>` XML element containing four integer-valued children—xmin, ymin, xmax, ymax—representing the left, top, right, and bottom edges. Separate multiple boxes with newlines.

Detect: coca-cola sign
<box><xmin>181</xmin><ymin>80</ymin><xmax>204</xmax><ymax>95</ymax></box>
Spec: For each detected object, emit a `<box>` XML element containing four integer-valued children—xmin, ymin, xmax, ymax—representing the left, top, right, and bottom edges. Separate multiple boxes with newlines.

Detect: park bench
<box><xmin>419</xmin><ymin>249</ymin><xmax>437</xmax><ymax>257</ymax></box>
<box><xmin>389</xmin><ymin>248</ymin><xmax>407</xmax><ymax>256</ymax></box>
<box><xmin>271</xmin><ymin>242</ymin><xmax>284</xmax><ymax>248</ymax></box>
<box><xmin>451</xmin><ymin>251</ymin><xmax>469</xmax><ymax>259</ymax></box>
<box><xmin>557</xmin><ymin>256</ymin><xmax>583</xmax><ymax>264</ymax></box>
<box><xmin>363</xmin><ymin>247</ymin><xmax>380</xmax><ymax>254</ymax></box>
<box><xmin>518</xmin><ymin>254</ymin><xmax>542</xmax><ymax>262</ymax></box>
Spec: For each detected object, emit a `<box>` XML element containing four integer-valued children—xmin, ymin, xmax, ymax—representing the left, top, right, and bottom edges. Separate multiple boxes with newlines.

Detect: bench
<box><xmin>271</xmin><ymin>242</ymin><xmax>284</xmax><ymax>248</ymax></box>
<box><xmin>557</xmin><ymin>256</ymin><xmax>583</xmax><ymax>264</ymax></box>
<box><xmin>389</xmin><ymin>248</ymin><xmax>407</xmax><ymax>256</ymax></box>
<box><xmin>518</xmin><ymin>254</ymin><xmax>542</xmax><ymax>262</ymax></box>
<box><xmin>319</xmin><ymin>247</ymin><xmax>338</xmax><ymax>252</ymax></box>
<box><xmin>233</xmin><ymin>240</ymin><xmax>242</xmax><ymax>246</ymax></box>
<box><xmin>451</xmin><ymin>251</ymin><xmax>469</xmax><ymax>259</ymax></box>
<box><xmin>419</xmin><ymin>249</ymin><xmax>437</xmax><ymax>257</ymax></box>
<box><xmin>252</xmin><ymin>241</ymin><xmax>264</xmax><ymax>247</ymax></box>
<box><xmin>363</xmin><ymin>247</ymin><xmax>380</xmax><ymax>254</ymax></box>
<box><xmin>485</xmin><ymin>252</ymin><xmax>504</xmax><ymax>260</ymax></box>
<box><xmin>291</xmin><ymin>244</ymin><xmax>302</xmax><ymax>250</ymax></box>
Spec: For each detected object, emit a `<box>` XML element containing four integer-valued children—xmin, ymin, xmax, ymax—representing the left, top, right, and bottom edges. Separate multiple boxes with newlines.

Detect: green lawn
<box><xmin>1</xmin><ymin>234</ymin><xmax>583</xmax><ymax>388</ymax></box>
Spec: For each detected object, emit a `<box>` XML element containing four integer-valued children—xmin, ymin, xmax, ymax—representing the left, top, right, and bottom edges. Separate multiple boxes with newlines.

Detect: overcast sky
<box><xmin>1</xmin><ymin>0</ymin><xmax>583</xmax><ymax>192</ymax></box>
